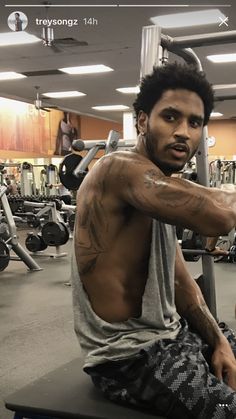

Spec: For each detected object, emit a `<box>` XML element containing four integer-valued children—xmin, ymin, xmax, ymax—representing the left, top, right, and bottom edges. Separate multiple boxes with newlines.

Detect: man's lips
<box><xmin>167</xmin><ymin>143</ymin><xmax>190</xmax><ymax>159</ymax></box>
<box><xmin>168</xmin><ymin>143</ymin><xmax>189</xmax><ymax>153</ymax></box>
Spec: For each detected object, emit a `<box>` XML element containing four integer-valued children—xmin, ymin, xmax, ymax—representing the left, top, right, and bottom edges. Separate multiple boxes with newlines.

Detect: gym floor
<box><xmin>0</xmin><ymin>230</ymin><xmax>235</xmax><ymax>419</ymax></box>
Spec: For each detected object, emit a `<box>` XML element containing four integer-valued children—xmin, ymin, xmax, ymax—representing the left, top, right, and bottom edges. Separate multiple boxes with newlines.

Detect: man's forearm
<box><xmin>180</xmin><ymin>298</ymin><xmax>224</xmax><ymax>349</ymax></box>
<box><xmin>175</xmin><ymin>243</ymin><xmax>224</xmax><ymax>349</ymax></box>
<box><xmin>205</xmin><ymin>236</ymin><xmax>219</xmax><ymax>252</ymax></box>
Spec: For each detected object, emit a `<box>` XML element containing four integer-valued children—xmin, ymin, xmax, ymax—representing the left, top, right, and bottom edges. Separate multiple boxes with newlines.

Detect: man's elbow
<box><xmin>203</xmin><ymin>213</ymin><xmax>235</xmax><ymax>237</ymax></box>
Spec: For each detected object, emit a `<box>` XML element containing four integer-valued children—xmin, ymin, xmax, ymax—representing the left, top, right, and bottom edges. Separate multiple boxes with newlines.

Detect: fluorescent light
<box><xmin>207</xmin><ymin>54</ymin><xmax>236</xmax><ymax>63</ymax></box>
<box><xmin>0</xmin><ymin>31</ymin><xmax>41</xmax><ymax>46</ymax></box>
<box><xmin>92</xmin><ymin>105</ymin><xmax>130</xmax><ymax>111</ymax></box>
<box><xmin>59</xmin><ymin>65</ymin><xmax>113</xmax><ymax>75</ymax></box>
<box><xmin>210</xmin><ymin>112</ymin><xmax>223</xmax><ymax>117</ymax></box>
<box><xmin>42</xmin><ymin>91</ymin><xmax>86</xmax><ymax>98</ymax></box>
<box><xmin>213</xmin><ymin>84</ymin><xmax>236</xmax><ymax>90</ymax></box>
<box><xmin>116</xmin><ymin>86</ymin><xmax>140</xmax><ymax>94</ymax></box>
<box><xmin>150</xmin><ymin>9</ymin><xmax>226</xmax><ymax>28</ymax></box>
<box><xmin>0</xmin><ymin>72</ymin><xmax>26</xmax><ymax>80</ymax></box>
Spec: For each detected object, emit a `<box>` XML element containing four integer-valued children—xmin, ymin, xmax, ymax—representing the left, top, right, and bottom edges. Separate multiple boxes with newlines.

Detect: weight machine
<box><xmin>24</xmin><ymin>199</ymin><xmax>69</xmax><ymax>258</ymax></box>
<box><xmin>210</xmin><ymin>159</ymin><xmax>236</xmax><ymax>187</ymax></box>
<box><xmin>0</xmin><ymin>186</ymin><xmax>41</xmax><ymax>271</ymax></box>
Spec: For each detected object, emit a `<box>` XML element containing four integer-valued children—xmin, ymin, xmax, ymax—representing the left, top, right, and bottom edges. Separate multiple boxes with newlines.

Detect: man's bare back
<box><xmin>75</xmin><ymin>151</ymin><xmax>153</xmax><ymax>323</ymax></box>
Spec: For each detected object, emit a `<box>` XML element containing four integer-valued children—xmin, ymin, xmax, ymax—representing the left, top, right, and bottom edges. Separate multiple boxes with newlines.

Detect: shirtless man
<box><xmin>71</xmin><ymin>63</ymin><xmax>236</xmax><ymax>418</ymax></box>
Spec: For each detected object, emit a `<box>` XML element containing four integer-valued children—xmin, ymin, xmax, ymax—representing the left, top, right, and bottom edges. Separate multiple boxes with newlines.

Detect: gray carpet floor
<box><xmin>0</xmin><ymin>230</ymin><xmax>235</xmax><ymax>419</ymax></box>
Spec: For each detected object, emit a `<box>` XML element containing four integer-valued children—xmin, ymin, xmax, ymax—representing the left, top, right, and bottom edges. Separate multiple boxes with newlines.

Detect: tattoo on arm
<box><xmin>183</xmin><ymin>301</ymin><xmax>222</xmax><ymax>348</ymax></box>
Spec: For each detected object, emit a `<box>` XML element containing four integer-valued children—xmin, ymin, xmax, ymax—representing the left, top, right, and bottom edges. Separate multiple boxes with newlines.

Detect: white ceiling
<box><xmin>1</xmin><ymin>0</ymin><xmax>236</xmax><ymax>123</ymax></box>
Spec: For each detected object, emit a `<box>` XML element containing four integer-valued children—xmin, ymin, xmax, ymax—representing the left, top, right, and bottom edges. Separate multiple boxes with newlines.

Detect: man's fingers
<box><xmin>224</xmin><ymin>371</ymin><xmax>236</xmax><ymax>391</ymax></box>
<box><xmin>213</xmin><ymin>364</ymin><xmax>223</xmax><ymax>381</ymax></box>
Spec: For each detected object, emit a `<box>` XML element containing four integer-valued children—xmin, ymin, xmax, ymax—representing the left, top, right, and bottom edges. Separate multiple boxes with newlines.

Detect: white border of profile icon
<box><xmin>8</xmin><ymin>11</ymin><xmax>28</xmax><ymax>32</ymax></box>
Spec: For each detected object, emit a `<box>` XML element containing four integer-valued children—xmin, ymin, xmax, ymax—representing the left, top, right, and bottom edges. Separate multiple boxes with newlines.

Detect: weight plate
<box><xmin>25</xmin><ymin>234</ymin><xmax>43</xmax><ymax>252</ymax></box>
<box><xmin>42</xmin><ymin>221</ymin><xmax>69</xmax><ymax>246</ymax></box>
<box><xmin>59</xmin><ymin>153</ymin><xmax>85</xmax><ymax>190</ymax></box>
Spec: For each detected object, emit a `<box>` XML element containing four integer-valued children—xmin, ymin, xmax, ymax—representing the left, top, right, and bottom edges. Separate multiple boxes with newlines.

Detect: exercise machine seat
<box><xmin>5</xmin><ymin>357</ymin><xmax>166</xmax><ymax>419</ymax></box>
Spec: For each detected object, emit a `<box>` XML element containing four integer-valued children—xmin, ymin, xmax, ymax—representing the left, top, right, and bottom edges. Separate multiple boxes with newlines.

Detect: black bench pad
<box><xmin>5</xmin><ymin>358</ymin><xmax>165</xmax><ymax>419</ymax></box>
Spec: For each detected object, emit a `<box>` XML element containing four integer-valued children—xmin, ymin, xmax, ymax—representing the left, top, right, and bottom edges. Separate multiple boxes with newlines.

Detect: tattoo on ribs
<box><xmin>78</xmin><ymin>256</ymin><xmax>98</xmax><ymax>275</ymax></box>
<box><xmin>76</xmin><ymin>186</ymin><xmax>108</xmax><ymax>275</ymax></box>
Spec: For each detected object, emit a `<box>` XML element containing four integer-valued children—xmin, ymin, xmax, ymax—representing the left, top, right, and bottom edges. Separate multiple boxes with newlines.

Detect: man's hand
<box><xmin>207</xmin><ymin>246</ymin><xmax>229</xmax><ymax>257</ymax></box>
<box><xmin>211</xmin><ymin>337</ymin><xmax>236</xmax><ymax>390</ymax></box>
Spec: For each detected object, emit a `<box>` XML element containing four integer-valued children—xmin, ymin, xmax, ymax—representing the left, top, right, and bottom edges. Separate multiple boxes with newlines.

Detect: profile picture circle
<box><xmin>8</xmin><ymin>11</ymin><xmax>28</xmax><ymax>32</ymax></box>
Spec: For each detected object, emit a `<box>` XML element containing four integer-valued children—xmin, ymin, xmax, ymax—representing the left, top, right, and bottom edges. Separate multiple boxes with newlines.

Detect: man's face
<box><xmin>138</xmin><ymin>89</ymin><xmax>204</xmax><ymax>175</ymax></box>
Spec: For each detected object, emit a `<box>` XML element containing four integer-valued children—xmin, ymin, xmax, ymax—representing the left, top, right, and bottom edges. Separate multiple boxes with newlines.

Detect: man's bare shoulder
<box><xmin>93</xmin><ymin>150</ymin><xmax>162</xmax><ymax>177</ymax></box>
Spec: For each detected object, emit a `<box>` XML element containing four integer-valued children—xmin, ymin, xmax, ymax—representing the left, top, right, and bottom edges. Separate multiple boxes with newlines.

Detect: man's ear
<box><xmin>137</xmin><ymin>111</ymin><xmax>148</xmax><ymax>135</ymax></box>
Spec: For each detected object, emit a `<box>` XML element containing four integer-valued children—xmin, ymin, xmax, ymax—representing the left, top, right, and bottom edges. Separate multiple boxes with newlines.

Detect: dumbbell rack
<box><xmin>24</xmin><ymin>200</ymin><xmax>68</xmax><ymax>258</ymax></box>
<box><xmin>0</xmin><ymin>186</ymin><xmax>42</xmax><ymax>271</ymax></box>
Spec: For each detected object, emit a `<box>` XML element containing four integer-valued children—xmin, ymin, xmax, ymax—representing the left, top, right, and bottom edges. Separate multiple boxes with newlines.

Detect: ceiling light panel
<box><xmin>0</xmin><ymin>72</ymin><xmax>26</xmax><ymax>80</ymax></box>
<box><xmin>150</xmin><ymin>9</ymin><xmax>226</xmax><ymax>29</ymax></box>
<box><xmin>0</xmin><ymin>32</ymin><xmax>41</xmax><ymax>46</ymax></box>
<box><xmin>42</xmin><ymin>91</ymin><xmax>86</xmax><ymax>98</ymax></box>
<box><xmin>210</xmin><ymin>112</ymin><xmax>223</xmax><ymax>117</ymax></box>
<box><xmin>207</xmin><ymin>54</ymin><xmax>236</xmax><ymax>63</ymax></box>
<box><xmin>92</xmin><ymin>105</ymin><xmax>129</xmax><ymax>111</ymax></box>
<box><xmin>116</xmin><ymin>86</ymin><xmax>140</xmax><ymax>94</ymax></box>
<box><xmin>59</xmin><ymin>65</ymin><xmax>113</xmax><ymax>74</ymax></box>
<box><xmin>213</xmin><ymin>84</ymin><xmax>236</xmax><ymax>90</ymax></box>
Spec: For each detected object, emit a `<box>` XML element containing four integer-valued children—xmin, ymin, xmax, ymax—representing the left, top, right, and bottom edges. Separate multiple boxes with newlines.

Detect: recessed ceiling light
<box><xmin>42</xmin><ymin>91</ymin><xmax>86</xmax><ymax>98</ymax></box>
<box><xmin>213</xmin><ymin>84</ymin><xmax>236</xmax><ymax>90</ymax></box>
<box><xmin>92</xmin><ymin>105</ymin><xmax>130</xmax><ymax>111</ymax></box>
<box><xmin>210</xmin><ymin>112</ymin><xmax>223</xmax><ymax>117</ymax></box>
<box><xmin>116</xmin><ymin>86</ymin><xmax>140</xmax><ymax>94</ymax></box>
<box><xmin>59</xmin><ymin>65</ymin><xmax>113</xmax><ymax>75</ymax></box>
<box><xmin>150</xmin><ymin>9</ymin><xmax>226</xmax><ymax>29</ymax></box>
<box><xmin>0</xmin><ymin>31</ymin><xmax>41</xmax><ymax>46</ymax></box>
<box><xmin>207</xmin><ymin>54</ymin><xmax>236</xmax><ymax>63</ymax></box>
<box><xmin>0</xmin><ymin>72</ymin><xmax>26</xmax><ymax>80</ymax></box>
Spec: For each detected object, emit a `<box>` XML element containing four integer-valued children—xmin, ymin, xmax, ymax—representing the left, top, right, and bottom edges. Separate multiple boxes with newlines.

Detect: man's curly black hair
<box><xmin>133</xmin><ymin>63</ymin><xmax>214</xmax><ymax>132</ymax></box>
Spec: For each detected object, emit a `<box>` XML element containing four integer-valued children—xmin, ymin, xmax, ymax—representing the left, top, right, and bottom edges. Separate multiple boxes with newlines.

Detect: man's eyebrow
<box><xmin>160</xmin><ymin>106</ymin><xmax>204</xmax><ymax>122</ymax></box>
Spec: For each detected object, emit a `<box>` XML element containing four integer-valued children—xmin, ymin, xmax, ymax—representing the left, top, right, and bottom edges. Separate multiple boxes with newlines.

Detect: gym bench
<box><xmin>5</xmin><ymin>358</ymin><xmax>165</xmax><ymax>419</ymax></box>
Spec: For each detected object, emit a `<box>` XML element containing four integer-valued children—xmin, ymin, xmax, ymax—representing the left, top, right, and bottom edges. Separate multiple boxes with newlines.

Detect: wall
<box><xmin>0</xmin><ymin>97</ymin><xmax>65</xmax><ymax>157</ymax></box>
<box><xmin>80</xmin><ymin>115</ymin><xmax>122</xmax><ymax>140</ymax></box>
<box><xmin>0</xmin><ymin>96</ymin><xmax>234</xmax><ymax>160</ymax></box>
<box><xmin>208</xmin><ymin>119</ymin><xmax>236</xmax><ymax>159</ymax></box>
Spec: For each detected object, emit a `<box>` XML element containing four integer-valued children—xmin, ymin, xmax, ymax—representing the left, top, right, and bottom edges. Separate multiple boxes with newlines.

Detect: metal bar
<box><xmin>73</xmin><ymin>144</ymin><xmax>105</xmax><ymax>175</ymax></box>
<box><xmin>140</xmin><ymin>25</ymin><xmax>162</xmax><ymax>79</ymax></box>
<box><xmin>0</xmin><ymin>186</ymin><xmax>7</xmax><ymax>198</ymax></box>
<box><xmin>183</xmin><ymin>249</ymin><xmax>235</xmax><ymax>257</ymax></box>
<box><xmin>1</xmin><ymin>192</ymin><xmax>18</xmax><ymax>245</ymax></box>
<box><xmin>73</xmin><ymin>139</ymin><xmax>136</xmax><ymax>151</ymax></box>
<box><xmin>161</xmin><ymin>30</ymin><xmax>236</xmax><ymax>49</ymax></box>
<box><xmin>215</xmin><ymin>95</ymin><xmax>236</xmax><ymax>102</ymax></box>
<box><xmin>11</xmin><ymin>242</ymin><xmax>42</xmax><ymax>271</ymax></box>
<box><xmin>23</xmin><ymin>201</ymin><xmax>54</xmax><ymax>208</ymax></box>
<box><xmin>72</xmin><ymin>140</ymin><xmax>137</xmax><ymax>176</ymax></box>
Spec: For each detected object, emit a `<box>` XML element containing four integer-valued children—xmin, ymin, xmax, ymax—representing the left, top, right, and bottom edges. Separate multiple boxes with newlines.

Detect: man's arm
<box><xmin>175</xmin><ymin>242</ymin><xmax>236</xmax><ymax>389</ymax></box>
<box><xmin>120</xmin><ymin>154</ymin><xmax>236</xmax><ymax>237</ymax></box>
<box><xmin>205</xmin><ymin>236</ymin><xmax>229</xmax><ymax>256</ymax></box>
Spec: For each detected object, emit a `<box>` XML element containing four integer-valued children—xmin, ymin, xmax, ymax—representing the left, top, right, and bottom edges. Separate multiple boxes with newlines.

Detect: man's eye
<box><xmin>164</xmin><ymin>114</ymin><xmax>175</xmax><ymax>122</ymax></box>
<box><xmin>190</xmin><ymin>120</ymin><xmax>201</xmax><ymax>128</ymax></box>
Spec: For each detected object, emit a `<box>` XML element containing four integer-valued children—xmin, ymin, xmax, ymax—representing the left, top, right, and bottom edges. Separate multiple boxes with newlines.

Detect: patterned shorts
<box><xmin>85</xmin><ymin>320</ymin><xmax>236</xmax><ymax>419</ymax></box>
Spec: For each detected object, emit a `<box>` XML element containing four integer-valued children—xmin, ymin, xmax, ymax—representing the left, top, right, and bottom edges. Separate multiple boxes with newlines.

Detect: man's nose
<box><xmin>174</xmin><ymin>120</ymin><xmax>190</xmax><ymax>140</ymax></box>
